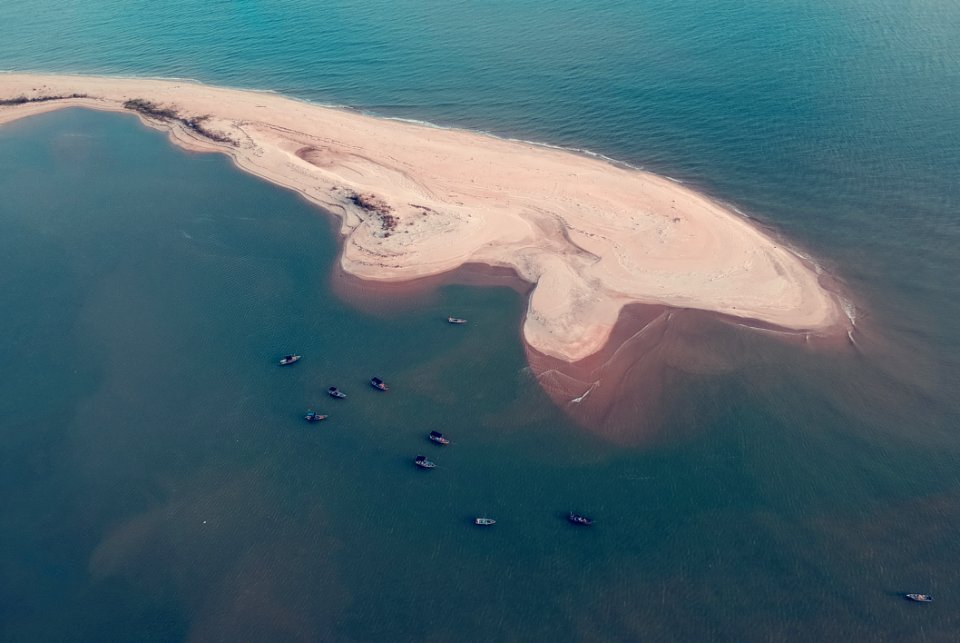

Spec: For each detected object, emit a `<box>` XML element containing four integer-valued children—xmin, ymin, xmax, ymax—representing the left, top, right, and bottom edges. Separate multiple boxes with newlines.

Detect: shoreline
<box><xmin>0</xmin><ymin>73</ymin><xmax>848</xmax><ymax>363</ymax></box>
<box><xmin>0</xmin><ymin>69</ymin><xmax>652</xmax><ymax>172</ymax></box>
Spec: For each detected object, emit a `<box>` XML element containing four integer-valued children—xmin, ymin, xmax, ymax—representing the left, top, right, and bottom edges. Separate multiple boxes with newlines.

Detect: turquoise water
<box><xmin>1</xmin><ymin>1</ymin><xmax>960</xmax><ymax>641</ymax></box>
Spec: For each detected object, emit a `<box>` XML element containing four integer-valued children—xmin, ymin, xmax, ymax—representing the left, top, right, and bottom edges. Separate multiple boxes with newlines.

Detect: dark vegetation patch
<box><xmin>347</xmin><ymin>191</ymin><xmax>399</xmax><ymax>236</ymax></box>
<box><xmin>0</xmin><ymin>93</ymin><xmax>88</xmax><ymax>106</ymax></box>
<box><xmin>122</xmin><ymin>98</ymin><xmax>237</xmax><ymax>146</ymax></box>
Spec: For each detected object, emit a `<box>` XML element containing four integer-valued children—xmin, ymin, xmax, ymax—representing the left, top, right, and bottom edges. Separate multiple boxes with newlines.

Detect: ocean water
<box><xmin>1</xmin><ymin>1</ymin><xmax>960</xmax><ymax>641</ymax></box>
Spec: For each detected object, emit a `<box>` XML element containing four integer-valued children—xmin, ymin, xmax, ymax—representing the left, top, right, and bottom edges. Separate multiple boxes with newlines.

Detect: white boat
<box><xmin>414</xmin><ymin>455</ymin><xmax>436</xmax><ymax>469</ymax></box>
<box><xmin>905</xmin><ymin>594</ymin><xmax>934</xmax><ymax>603</ymax></box>
<box><xmin>567</xmin><ymin>512</ymin><xmax>594</xmax><ymax>526</ymax></box>
<box><xmin>279</xmin><ymin>354</ymin><xmax>301</xmax><ymax>365</ymax></box>
<box><xmin>474</xmin><ymin>517</ymin><xmax>496</xmax><ymax>526</ymax></box>
<box><xmin>327</xmin><ymin>386</ymin><xmax>347</xmax><ymax>399</ymax></box>
<box><xmin>447</xmin><ymin>317</ymin><xmax>468</xmax><ymax>325</ymax></box>
<box><xmin>428</xmin><ymin>431</ymin><xmax>450</xmax><ymax>445</ymax></box>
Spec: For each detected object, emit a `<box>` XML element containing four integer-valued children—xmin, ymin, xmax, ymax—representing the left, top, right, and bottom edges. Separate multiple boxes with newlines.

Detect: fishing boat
<box><xmin>567</xmin><ymin>512</ymin><xmax>594</xmax><ymax>526</ymax></box>
<box><xmin>474</xmin><ymin>517</ymin><xmax>496</xmax><ymax>526</ymax></box>
<box><xmin>279</xmin><ymin>354</ymin><xmax>301</xmax><ymax>365</ymax></box>
<box><xmin>905</xmin><ymin>594</ymin><xmax>934</xmax><ymax>603</ymax></box>
<box><xmin>304</xmin><ymin>410</ymin><xmax>328</xmax><ymax>422</ymax></box>
<box><xmin>447</xmin><ymin>317</ymin><xmax>468</xmax><ymax>325</ymax></box>
<box><xmin>428</xmin><ymin>430</ymin><xmax>450</xmax><ymax>445</ymax></box>
<box><xmin>414</xmin><ymin>455</ymin><xmax>436</xmax><ymax>469</ymax></box>
<box><xmin>370</xmin><ymin>377</ymin><xmax>388</xmax><ymax>391</ymax></box>
<box><xmin>327</xmin><ymin>386</ymin><xmax>347</xmax><ymax>399</ymax></box>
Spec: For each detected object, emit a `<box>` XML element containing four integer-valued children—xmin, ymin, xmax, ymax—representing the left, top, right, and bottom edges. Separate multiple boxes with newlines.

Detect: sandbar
<box><xmin>0</xmin><ymin>73</ymin><xmax>844</xmax><ymax>362</ymax></box>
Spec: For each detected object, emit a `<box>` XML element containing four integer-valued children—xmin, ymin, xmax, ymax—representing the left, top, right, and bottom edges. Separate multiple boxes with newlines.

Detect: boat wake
<box><xmin>570</xmin><ymin>383</ymin><xmax>598</xmax><ymax>405</ymax></box>
<box><xmin>841</xmin><ymin>297</ymin><xmax>857</xmax><ymax>326</ymax></box>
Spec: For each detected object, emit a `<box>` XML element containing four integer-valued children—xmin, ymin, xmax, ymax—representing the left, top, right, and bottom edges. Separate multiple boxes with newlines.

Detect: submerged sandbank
<box><xmin>0</xmin><ymin>73</ymin><xmax>845</xmax><ymax>362</ymax></box>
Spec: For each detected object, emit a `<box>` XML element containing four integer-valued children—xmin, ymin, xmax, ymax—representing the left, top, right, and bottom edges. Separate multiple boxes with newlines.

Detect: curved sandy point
<box><xmin>0</xmin><ymin>73</ymin><xmax>844</xmax><ymax>361</ymax></box>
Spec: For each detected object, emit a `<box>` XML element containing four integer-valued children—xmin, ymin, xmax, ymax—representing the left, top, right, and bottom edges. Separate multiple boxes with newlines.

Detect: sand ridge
<box><xmin>0</xmin><ymin>73</ymin><xmax>844</xmax><ymax>361</ymax></box>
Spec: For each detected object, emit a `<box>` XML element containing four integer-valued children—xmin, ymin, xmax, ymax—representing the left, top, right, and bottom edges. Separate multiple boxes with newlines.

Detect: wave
<box><xmin>570</xmin><ymin>382</ymin><xmax>598</xmax><ymax>404</ymax></box>
<box><xmin>840</xmin><ymin>297</ymin><xmax>857</xmax><ymax>325</ymax></box>
<box><xmin>376</xmin><ymin>115</ymin><xmax>647</xmax><ymax>172</ymax></box>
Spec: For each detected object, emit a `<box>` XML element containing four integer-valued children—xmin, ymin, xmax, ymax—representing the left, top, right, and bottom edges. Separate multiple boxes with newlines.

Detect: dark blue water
<box><xmin>2</xmin><ymin>1</ymin><xmax>960</xmax><ymax>640</ymax></box>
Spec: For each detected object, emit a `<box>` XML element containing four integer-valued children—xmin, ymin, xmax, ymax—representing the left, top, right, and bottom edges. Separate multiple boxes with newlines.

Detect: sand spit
<box><xmin>0</xmin><ymin>73</ymin><xmax>844</xmax><ymax>362</ymax></box>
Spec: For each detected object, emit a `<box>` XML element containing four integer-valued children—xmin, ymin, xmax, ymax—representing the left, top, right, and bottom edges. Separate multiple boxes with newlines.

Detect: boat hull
<box><xmin>905</xmin><ymin>594</ymin><xmax>934</xmax><ymax>602</ymax></box>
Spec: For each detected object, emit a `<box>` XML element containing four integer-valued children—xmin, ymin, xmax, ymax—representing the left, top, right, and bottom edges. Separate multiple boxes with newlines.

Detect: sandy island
<box><xmin>0</xmin><ymin>73</ymin><xmax>844</xmax><ymax>362</ymax></box>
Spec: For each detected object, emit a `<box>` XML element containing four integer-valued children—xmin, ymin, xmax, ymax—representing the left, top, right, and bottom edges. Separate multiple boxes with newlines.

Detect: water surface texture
<box><xmin>1</xmin><ymin>1</ymin><xmax>960</xmax><ymax>640</ymax></box>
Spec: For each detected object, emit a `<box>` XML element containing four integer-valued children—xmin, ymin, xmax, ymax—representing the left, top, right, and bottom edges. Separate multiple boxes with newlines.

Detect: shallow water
<box><xmin>2</xmin><ymin>0</ymin><xmax>960</xmax><ymax>640</ymax></box>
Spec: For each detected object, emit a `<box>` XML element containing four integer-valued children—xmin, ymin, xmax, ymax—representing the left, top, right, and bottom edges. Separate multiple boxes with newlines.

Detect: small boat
<box><xmin>567</xmin><ymin>512</ymin><xmax>594</xmax><ymax>526</ymax></box>
<box><xmin>370</xmin><ymin>377</ymin><xmax>388</xmax><ymax>391</ymax></box>
<box><xmin>414</xmin><ymin>455</ymin><xmax>436</xmax><ymax>469</ymax></box>
<box><xmin>905</xmin><ymin>594</ymin><xmax>934</xmax><ymax>603</ymax></box>
<box><xmin>447</xmin><ymin>317</ymin><xmax>468</xmax><ymax>325</ymax></box>
<box><xmin>304</xmin><ymin>410</ymin><xmax>328</xmax><ymax>422</ymax></box>
<box><xmin>327</xmin><ymin>386</ymin><xmax>347</xmax><ymax>399</ymax></box>
<box><xmin>474</xmin><ymin>517</ymin><xmax>496</xmax><ymax>526</ymax></box>
<box><xmin>279</xmin><ymin>354</ymin><xmax>301</xmax><ymax>365</ymax></box>
<box><xmin>428</xmin><ymin>431</ymin><xmax>450</xmax><ymax>445</ymax></box>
